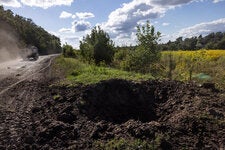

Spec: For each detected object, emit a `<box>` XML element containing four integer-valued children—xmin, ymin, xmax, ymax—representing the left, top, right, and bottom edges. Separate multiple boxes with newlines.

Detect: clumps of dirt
<box><xmin>1</xmin><ymin>79</ymin><xmax>225</xmax><ymax>149</ymax></box>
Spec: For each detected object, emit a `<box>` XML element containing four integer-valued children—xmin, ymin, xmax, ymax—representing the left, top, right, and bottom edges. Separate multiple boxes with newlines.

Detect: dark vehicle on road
<box><xmin>27</xmin><ymin>46</ymin><xmax>39</xmax><ymax>60</ymax></box>
<box><xmin>22</xmin><ymin>46</ymin><xmax>39</xmax><ymax>61</ymax></box>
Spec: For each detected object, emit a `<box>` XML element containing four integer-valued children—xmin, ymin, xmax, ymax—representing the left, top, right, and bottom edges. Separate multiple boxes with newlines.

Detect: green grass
<box><xmin>54</xmin><ymin>55</ymin><xmax>153</xmax><ymax>85</ymax></box>
<box><xmin>53</xmin><ymin>94</ymin><xmax>61</xmax><ymax>100</ymax></box>
<box><xmin>94</xmin><ymin>138</ymin><xmax>154</xmax><ymax>150</ymax></box>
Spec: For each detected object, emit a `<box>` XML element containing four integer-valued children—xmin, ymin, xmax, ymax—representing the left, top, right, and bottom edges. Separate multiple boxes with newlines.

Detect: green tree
<box><xmin>216</xmin><ymin>37</ymin><xmax>225</xmax><ymax>49</ymax></box>
<box><xmin>80</xmin><ymin>26</ymin><xmax>114</xmax><ymax>65</ymax></box>
<box><xmin>124</xmin><ymin>21</ymin><xmax>161</xmax><ymax>73</ymax></box>
<box><xmin>62</xmin><ymin>44</ymin><xmax>76</xmax><ymax>58</ymax></box>
<box><xmin>136</xmin><ymin>20</ymin><xmax>161</xmax><ymax>53</ymax></box>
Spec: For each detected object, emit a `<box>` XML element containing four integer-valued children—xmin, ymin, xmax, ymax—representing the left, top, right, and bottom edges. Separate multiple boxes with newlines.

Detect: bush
<box><xmin>62</xmin><ymin>44</ymin><xmax>77</xmax><ymax>58</ymax></box>
<box><xmin>80</xmin><ymin>26</ymin><xmax>114</xmax><ymax>65</ymax></box>
<box><xmin>123</xmin><ymin>21</ymin><xmax>161</xmax><ymax>74</ymax></box>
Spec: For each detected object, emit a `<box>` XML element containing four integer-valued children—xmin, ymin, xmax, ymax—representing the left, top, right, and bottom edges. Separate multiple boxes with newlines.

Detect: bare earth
<box><xmin>0</xmin><ymin>55</ymin><xmax>58</xmax><ymax>149</ymax></box>
<box><xmin>0</xmin><ymin>55</ymin><xmax>224</xmax><ymax>149</ymax></box>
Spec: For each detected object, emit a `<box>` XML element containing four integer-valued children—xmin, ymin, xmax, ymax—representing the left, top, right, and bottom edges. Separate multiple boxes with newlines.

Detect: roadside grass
<box><xmin>54</xmin><ymin>55</ymin><xmax>153</xmax><ymax>85</ymax></box>
<box><xmin>53</xmin><ymin>49</ymin><xmax>225</xmax><ymax>88</ymax></box>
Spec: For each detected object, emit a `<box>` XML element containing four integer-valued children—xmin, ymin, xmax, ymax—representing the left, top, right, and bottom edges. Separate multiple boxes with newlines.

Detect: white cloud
<box><xmin>20</xmin><ymin>0</ymin><xmax>74</xmax><ymax>9</ymax></box>
<box><xmin>59</xmin><ymin>11</ymin><xmax>94</xmax><ymax>20</ymax></box>
<box><xmin>151</xmin><ymin>0</ymin><xmax>194</xmax><ymax>6</ymax></box>
<box><xmin>64</xmin><ymin>36</ymin><xmax>79</xmax><ymax>41</ymax></box>
<box><xmin>59</xmin><ymin>20</ymin><xmax>91</xmax><ymax>33</ymax></box>
<box><xmin>102</xmin><ymin>0</ymin><xmax>223</xmax><ymax>46</ymax></box>
<box><xmin>104</xmin><ymin>0</ymin><xmax>165</xmax><ymax>34</ymax></box>
<box><xmin>162</xmin><ymin>22</ymin><xmax>170</xmax><ymax>26</ymax></box>
<box><xmin>48</xmin><ymin>31</ymin><xmax>59</xmax><ymax>37</ymax></box>
<box><xmin>103</xmin><ymin>0</ymin><xmax>202</xmax><ymax>32</ymax></box>
<box><xmin>114</xmin><ymin>32</ymin><xmax>137</xmax><ymax>46</ymax></box>
<box><xmin>72</xmin><ymin>20</ymin><xmax>91</xmax><ymax>32</ymax></box>
<box><xmin>213</xmin><ymin>0</ymin><xmax>225</xmax><ymax>3</ymax></box>
<box><xmin>160</xmin><ymin>33</ymin><xmax>177</xmax><ymax>43</ymax></box>
<box><xmin>0</xmin><ymin>0</ymin><xmax>21</xmax><ymax>7</ymax></box>
<box><xmin>178</xmin><ymin>18</ymin><xmax>225</xmax><ymax>38</ymax></box>
<box><xmin>58</xmin><ymin>11</ymin><xmax>93</xmax><ymax>47</ymax></box>
<box><xmin>64</xmin><ymin>36</ymin><xmax>79</xmax><ymax>45</ymax></box>
<box><xmin>160</xmin><ymin>18</ymin><xmax>225</xmax><ymax>43</ymax></box>
<box><xmin>59</xmin><ymin>11</ymin><xmax>73</xmax><ymax>19</ymax></box>
<box><xmin>60</xmin><ymin>35</ymin><xmax>80</xmax><ymax>48</ymax></box>
<box><xmin>55</xmin><ymin>0</ymin><xmax>224</xmax><ymax>47</ymax></box>
<box><xmin>102</xmin><ymin>0</ymin><xmax>206</xmax><ymax>46</ymax></box>
<box><xmin>76</xmin><ymin>12</ymin><xmax>95</xmax><ymax>20</ymax></box>
<box><xmin>59</xmin><ymin>27</ymin><xmax>72</xmax><ymax>33</ymax></box>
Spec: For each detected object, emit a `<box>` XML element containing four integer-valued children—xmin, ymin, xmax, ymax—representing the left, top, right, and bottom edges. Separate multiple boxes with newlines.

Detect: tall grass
<box><xmin>161</xmin><ymin>50</ymin><xmax>225</xmax><ymax>88</ymax></box>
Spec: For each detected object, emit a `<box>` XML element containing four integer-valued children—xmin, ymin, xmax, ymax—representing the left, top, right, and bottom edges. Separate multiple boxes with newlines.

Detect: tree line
<box><xmin>63</xmin><ymin>21</ymin><xmax>161</xmax><ymax>74</ymax></box>
<box><xmin>159</xmin><ymin>32</ymin><xmax>225</xmax><ymax>51</ymax></box>
<box><xmin>0</xmin><ymin>6</ymin><xmax>61</xmax><ymax>55</ymax></box>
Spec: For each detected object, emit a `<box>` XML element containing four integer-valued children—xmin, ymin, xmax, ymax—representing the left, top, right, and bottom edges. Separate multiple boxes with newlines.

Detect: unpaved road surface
<box><xmin>0</xmin><ymin>55</ymin><xmax>57</xmax><ymax>93</ymax></box>
<box><xmin>0</xmin><ymin>55</ymin><xmax>58</xmax><ymax>149</ymax></box>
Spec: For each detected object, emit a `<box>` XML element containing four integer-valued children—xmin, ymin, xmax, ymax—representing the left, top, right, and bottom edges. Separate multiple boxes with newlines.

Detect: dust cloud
<box><xmin>0</xmin><ymin>29</ymin><xmax>21</xmax><ymax>63</ymax></box>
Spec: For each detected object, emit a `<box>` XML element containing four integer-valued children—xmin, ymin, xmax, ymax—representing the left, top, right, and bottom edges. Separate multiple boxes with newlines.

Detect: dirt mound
<box><xmin>1</xmin><ymin>79</ymin><xmax>225</xmax><ymax>149</ymax></box>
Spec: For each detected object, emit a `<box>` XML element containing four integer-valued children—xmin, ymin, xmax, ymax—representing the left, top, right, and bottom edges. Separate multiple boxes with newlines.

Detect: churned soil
<box><xmin>0</xmin><ymin>78</ymin><xmax>225</xmax><ymax>149</ymax></box>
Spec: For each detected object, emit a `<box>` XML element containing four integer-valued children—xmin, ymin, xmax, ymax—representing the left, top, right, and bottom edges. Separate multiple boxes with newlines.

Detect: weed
<box><xmin>53</xmin><ymin>94</ymin><xmax>61</xmax><ymax>100</ymax></box>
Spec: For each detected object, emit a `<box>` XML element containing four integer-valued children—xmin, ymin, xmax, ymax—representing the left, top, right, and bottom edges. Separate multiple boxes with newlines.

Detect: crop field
<box><xmin>161</xmin><ymin>50</ymin><xmax>225</xmax><ymax>88</ymax></box>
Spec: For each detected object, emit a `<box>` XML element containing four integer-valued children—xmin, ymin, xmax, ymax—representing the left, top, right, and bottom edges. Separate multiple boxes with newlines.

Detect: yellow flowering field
<box><xmin>162</xmin><ymin>50</ymin><xmax>225</xmax><ymax>61</ymax></box>
<box><xmin>160</xmin><ymin>50</ymin><xmax>225</xmax><ymax>88</ymax></box>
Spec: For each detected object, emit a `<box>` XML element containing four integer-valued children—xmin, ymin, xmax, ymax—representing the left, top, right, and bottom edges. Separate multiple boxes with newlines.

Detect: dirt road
<box><xmin>0</xmin><ymin>54</ymin><xmax>58</xmax><ymax>149</ymax></box>
<box><xmin>0</xmin><ymin>55</ymin><xmax>57</xmax><ymax>93</ymax></box>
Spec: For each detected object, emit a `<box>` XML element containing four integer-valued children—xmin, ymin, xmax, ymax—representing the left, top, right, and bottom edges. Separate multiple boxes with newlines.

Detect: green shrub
<box><xmin>122</xmin><ymin>21</ymin><xmax>161</xmax><ymax>74</ymax></box>
<box><xmin>62</xmin><ymin>44</ymin><xmax>78</xmax><ymax>58</ymax></box>
<box><xmin>80</xmin><ymin>26</ymin><xmax>114</xmax><ymax>65</ymax></box>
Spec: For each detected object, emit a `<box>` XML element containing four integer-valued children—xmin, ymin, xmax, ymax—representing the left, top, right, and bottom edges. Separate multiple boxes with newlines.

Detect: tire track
<box><xmin>0</xmin><ymin>55</ymin><xmax>56</xmax><ymax>96</ymax></box>
<box><xmin>0</xmin><ymin>54</ymin><xmax>58</xmax><ymax>149</ymax></box>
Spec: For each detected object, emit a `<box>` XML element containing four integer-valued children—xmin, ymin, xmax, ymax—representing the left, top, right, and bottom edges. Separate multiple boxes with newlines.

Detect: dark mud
<box><xmin>0</xmin><ymin>79</ymin><xmax>225</xmax><ymax>149</ymax></box>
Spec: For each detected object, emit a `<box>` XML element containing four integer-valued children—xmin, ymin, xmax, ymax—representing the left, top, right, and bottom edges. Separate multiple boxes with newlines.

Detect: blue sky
<box><xmin>1</xmin><ymin>0</ymin><xmax>225</xmax><ymax>48</ymax></box>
